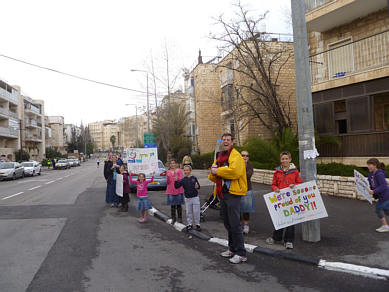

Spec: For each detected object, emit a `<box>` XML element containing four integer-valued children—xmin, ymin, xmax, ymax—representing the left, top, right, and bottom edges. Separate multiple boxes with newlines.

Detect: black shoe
<box><xmin>195</xmin><ymin>225</ymin><xmax>201</xmax><ymax>231</ymax></box>
<box><xmin>186</xmin><ymin>225</ymin><xmax>193</xmax><ymax>231</ymax></box>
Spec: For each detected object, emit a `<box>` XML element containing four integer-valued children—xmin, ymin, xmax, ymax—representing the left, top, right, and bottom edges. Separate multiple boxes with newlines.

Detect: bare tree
<box><xmin>211</xmin><ymin>1</ymin><xmax>294</xmax><ymax>136</ymax></box>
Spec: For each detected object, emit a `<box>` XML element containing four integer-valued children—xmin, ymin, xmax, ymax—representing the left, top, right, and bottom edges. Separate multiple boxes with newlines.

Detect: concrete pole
<box><xmin>291</xmin><ymin>0</ymin><xmax>320</xmax><ymax>242</ymax></box>
<box><xmin>135</xmin><ymin>106</ymin><xmax>139</xmax><ymax>148</ymax></box>
<box><xmin>146</xmin><ymin>72</ymin><xmax>150</xmax><ymax>133</ymax></box>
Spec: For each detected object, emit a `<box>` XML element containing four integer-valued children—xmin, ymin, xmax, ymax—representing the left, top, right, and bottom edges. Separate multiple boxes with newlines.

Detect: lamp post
<box><xmin>125</xmin><ymin>104</ymin><xmax>139</xmax><ymax>147</ymax></box>
<box><xmin>130</xmin><ymin>69</ymin><xmax>150</xmax><ymax>133</ymax></box>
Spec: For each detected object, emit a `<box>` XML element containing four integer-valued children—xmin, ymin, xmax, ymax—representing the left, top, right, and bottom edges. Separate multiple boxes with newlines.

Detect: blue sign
<box><xmin>217</xmin><ymin>139</ymin><xmax>222</xmax><ymax>143</ymax></box>
<box><xmin>144</xmin><ymin>144</ymin><xmax>158</xmax><ymax>148</ymax></box>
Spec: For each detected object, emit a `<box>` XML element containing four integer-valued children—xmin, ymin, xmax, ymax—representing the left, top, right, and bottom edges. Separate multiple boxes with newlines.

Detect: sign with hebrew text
<box><xmin>125</xmin><ymin>148</ymin><xmax>158</xmax><ymax>174</ymax></box>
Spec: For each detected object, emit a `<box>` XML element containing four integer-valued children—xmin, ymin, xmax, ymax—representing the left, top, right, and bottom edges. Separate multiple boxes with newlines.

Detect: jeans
<box><xmin>185</xmin><ymin>196</ymin><xmax>200</xmax><ymax>226</ymax></box>
<box><xmin>220</xmin><ymin>192</ymin><xmax>246</xmax><ymax>257</ymax></box>
<box><xmin>273</xmin><ymin>225</ymin><xmax>295</xmax><ymax>243</ymax></box>
<box><xmin>105</xmin><ymin>181</ymin><xmax>119</xmax><ymax>204</ymax></box>
<box><xmin>376</xmin><ymin>200</ymin><xmax>389</xmax><ymax>219</ymax></box>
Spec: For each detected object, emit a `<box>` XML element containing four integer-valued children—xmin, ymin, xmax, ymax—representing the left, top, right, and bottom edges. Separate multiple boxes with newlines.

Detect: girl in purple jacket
<box><xmin>119</xmin><ymin>165</ymin><xmax>130</xmax><ymax>212</ymax></box>
<box><xmin>367</xmin><ymin>158</ymin><xmax>389</xmax><ymax>233</ymax></box>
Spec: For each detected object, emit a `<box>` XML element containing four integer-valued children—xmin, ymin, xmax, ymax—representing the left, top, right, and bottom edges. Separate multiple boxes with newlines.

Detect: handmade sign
<box><xmin>263</xmin><ymin>181</ymin><xmax>328</xmax><ymax>230</ymax></box>
<box><xmin>354</xmin><ymin>170</ymin><xmax>372</xmax><ymax>204</ymax></box>
<box><xmin>126</xmin><ymin>148</ymin><xmax>158</xmax><ymax>174</ymax></box>
<box><xmin>116</xmin><ymin>174</ymin><xmax>123</xmax><ymax>197</ymax></box>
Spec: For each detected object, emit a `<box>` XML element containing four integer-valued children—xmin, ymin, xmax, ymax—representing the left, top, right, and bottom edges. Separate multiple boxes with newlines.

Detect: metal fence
<box><xmin>305</xmin><ymin>0</ymin><xmax>335</xmax><ymax>12</ymax></box>
<box><xmin>309</xmin><ymin>30</ymin><xmax>389</xmax><ymax>84</ymax></box>
<box><xmin>0</xmin><ymin>126</ymin><xmax>18</xmax><ymax>137</ymax></box>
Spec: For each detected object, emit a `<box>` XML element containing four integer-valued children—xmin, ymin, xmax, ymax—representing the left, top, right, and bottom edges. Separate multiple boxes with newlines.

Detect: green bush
<box><xmin>15</xmin><ymin>150</ymin><xmax>30</xmax><ymax>162</ymax></box>
<box><xmin>192</xmin><ymin>152</ymin><xmax>214</xmax><ymax>169</ymax></box>
<box><xmin>316</xmin><ymin>162</ymin><xmax>368</xmax><ymax>177</ymax></box>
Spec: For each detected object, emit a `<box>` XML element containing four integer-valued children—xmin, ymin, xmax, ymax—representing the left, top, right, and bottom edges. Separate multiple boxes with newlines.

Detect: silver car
<box><xmin>0</xmin><ymin>162</ymin><xmax>25</xmax><ymax>180</ymax></box>
<box><xmin>21</xmin><ymin>161</ymin><xmax>42</xmax><ymax>176</ymax></box>
<box><xmin>129</xmin><ymin>160</ymin><xmax>167</xmax><ymax>192</ymax></box>
<box><xmin>55</xmin><ymin>159</ymin><xmax>70</xmax><ymax>169</ymax></box>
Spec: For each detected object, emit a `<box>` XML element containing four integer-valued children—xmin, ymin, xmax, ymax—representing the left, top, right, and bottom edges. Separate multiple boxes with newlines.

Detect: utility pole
<box><xmin>146</xmin><ymin>72</ymin><xmax>150</xmax><ymax>133</ymax></box>
<box><xmin>135</xmin><ymin>106</ymin><xmax>139</xmax><ymax>148</ymax></box>
<box><xmin>19</xmin><ymin>119</ymin><xmax>23</xmax><ymax>154</ymax></box>
<box><xmin>291</xmin><ymin>0</ymin><xmax>320</xmax><ymax>242</ymax></box>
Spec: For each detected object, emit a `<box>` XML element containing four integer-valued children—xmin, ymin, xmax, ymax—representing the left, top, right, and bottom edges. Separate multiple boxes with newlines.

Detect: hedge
<box><xmin>192</xmin><ymin>152</ymin><xmax>214</xmax><ymax>169</ymax></box>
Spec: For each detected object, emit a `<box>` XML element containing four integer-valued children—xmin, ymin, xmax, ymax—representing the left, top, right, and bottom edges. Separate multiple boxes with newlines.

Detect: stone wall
<box><xmin>251</xmin><ymin>168</ymin><xmax>389</xmax><ymax>202</ymax></box>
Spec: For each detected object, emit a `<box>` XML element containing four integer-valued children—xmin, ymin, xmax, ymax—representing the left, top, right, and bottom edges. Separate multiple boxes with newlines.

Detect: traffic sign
<box><xmin>144</xmin><ymin>133</ymin><xmax>155</xmax><ymax>145</ymax></box>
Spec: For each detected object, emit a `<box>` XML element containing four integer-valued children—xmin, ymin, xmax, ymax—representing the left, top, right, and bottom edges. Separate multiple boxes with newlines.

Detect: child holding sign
<box><xmin>266</xmin><ymin>151</ymin><xmax>302</xmax><ymax>249</ymax></box>
<box><xmin>129</xmin><ymin>171</ymin><xmax>155</xmax><ymax>223</ymax></box>
<box><xmin>367</xmin><ymin>158</ymin><xmax>389</xmax><ymax>233</ymax></box>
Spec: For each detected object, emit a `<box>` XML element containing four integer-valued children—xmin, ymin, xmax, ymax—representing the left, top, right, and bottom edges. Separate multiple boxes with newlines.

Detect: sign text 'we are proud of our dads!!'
<box><xmin>263</xmin><ymin>181</ymin><xmax>328</xmax><ymax>230</ymax></box>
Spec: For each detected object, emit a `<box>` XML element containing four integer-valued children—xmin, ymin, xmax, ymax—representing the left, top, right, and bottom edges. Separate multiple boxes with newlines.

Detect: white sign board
<box><xmin>126</xmin><ymin>148</ymin><xmax>158</xmax><ymax>174</ymax></box>
<box><xmin>263</xmin><ymin>181</ymin><xmax>328</xmax><ymax>230</ymax></box>
<box><xmin>116</xmin><ymin>174</ymin><xmax>123</xmax><ymax>197</ymax></box>
<box><xmin>354</xmin><ymin>170</ymin><xmax>372</xmax><ymax>204</ymax></box>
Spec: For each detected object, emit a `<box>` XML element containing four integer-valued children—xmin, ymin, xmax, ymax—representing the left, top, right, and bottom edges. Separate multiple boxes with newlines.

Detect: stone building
<box><xmin>118</xmin><ymin>114</ymin><xmax>147</xmax><ymax>148</ymax></box>
<box><xmin>45</xmin><ymin>116</ymin><xmax>66</xmax><ymax>154</ymax></box>
<box><xmin>184</xmin><ymin>55</ymin><xmax>222</xmax><ymax>154</ymax></box>
<box><xmin>305</xmin><ymin>0</ymin><xmax>389</xmax><ymax>166</ymax></box>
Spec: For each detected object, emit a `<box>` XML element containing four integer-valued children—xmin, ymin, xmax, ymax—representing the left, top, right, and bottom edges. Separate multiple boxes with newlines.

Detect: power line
<box><xmin>0</xmin><ymin>53</ymin><xmax>146</xmax><ymax>94</ymax></box>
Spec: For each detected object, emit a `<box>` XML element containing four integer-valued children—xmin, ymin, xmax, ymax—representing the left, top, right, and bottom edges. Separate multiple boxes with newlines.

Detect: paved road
<box><xmin>0</xmin><ymin>162</ymin><xmax>388</xmax><ymax>291</ymax></box>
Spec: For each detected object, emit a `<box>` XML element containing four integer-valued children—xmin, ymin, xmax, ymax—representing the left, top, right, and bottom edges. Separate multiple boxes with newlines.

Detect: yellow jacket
<box><xmin>208</xmin><ymin>148</ymin><xmax>247</xmax><ymax>196</ymax></box>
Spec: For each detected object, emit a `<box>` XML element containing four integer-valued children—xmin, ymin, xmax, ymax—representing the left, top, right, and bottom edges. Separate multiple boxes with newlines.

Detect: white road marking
<box><xmin>45</xmin><ymin>180</ymin><xmax>55</xmax><ymax>185</ymax></box>
<box><xmin>2</xmin><ymin>192</ymin><xmax>24</xmax><ymax>200</ymax></box>
<box><xmin>56</xmin><ymin>177</ymin><xmax>63</xmax><ymax>181</ymax></box>
<box><xmin>28</xmin><ymin>185</ymin><xmax>41</xmax><ymax>191</ymax></box>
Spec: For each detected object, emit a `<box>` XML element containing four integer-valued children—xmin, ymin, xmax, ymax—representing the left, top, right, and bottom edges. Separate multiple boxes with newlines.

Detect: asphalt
<box><xmin>1</xmin><ymin>164</ymin><xmax>389</xmax><ymax>291</ymax></box>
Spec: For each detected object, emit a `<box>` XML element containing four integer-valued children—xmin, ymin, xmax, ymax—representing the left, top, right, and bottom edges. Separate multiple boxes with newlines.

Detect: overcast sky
<box><xmin>0</xmin><ymin>0</ymin><xmax>291</xmax><ymax>125</ymax></box>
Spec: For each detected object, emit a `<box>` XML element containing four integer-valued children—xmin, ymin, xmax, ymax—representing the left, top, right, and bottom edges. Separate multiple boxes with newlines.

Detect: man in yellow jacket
<box><xmin>208</xmin><ymin>133</ymin><xmax>247</xmax><ymax>264</ymax></box>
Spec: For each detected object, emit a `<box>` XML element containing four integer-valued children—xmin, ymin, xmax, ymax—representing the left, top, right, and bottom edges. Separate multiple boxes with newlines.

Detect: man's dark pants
<box><xmin>220</xmin><ymin>192</ymin><xmax>246</xmax><ymax>257</ymax></box>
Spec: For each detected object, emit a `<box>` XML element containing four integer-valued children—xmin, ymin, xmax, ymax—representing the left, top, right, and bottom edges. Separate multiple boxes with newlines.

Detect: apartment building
<box><xmin>305</xmin><ymin>0</ymin><xmax>389</xmax><ymax>166</ymax></box>
<box><xmin>184</xmin><ymin>57</ymin><xmax>222</xmax><ymax>154</ymax></box>
<box><xmin>64</xmin><ymin>124</ymin><xmax>81</xmax><ymax>145</ymax></box>
<box><xmin>88</xmin><ymin>121</ymin><xmax>105</xmax><ymax>151</ymax></box>
<box><xmin>118</xmin><ymin>114</ymin><xmax>147</xmax><ymax>148</ymax></box>
<box><xmin>0</xmin><ymin>80</ymin><xmax>20</xmax><ymax>161</ymax></box>
<box><xmin>16</xmin><ymin>88</ymin><xmax>46</xmax><ymax>161</ymax></box>
<box><xmin>46</xmin><ymin>116</ymin><xmax>66</xmax><ymax>154</ymax></box>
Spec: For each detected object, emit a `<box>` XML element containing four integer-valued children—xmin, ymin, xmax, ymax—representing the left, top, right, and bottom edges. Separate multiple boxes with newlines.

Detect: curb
<box><xmin>147</xmin><ymin>207</ymin><xmax>389</xmax><ymax>280</ymax></box>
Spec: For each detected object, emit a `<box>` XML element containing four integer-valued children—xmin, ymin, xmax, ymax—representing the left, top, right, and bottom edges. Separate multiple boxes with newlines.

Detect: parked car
<box><xmin>129</xmin><ymin>160</ymin><xmax>167</xmax><ymax>192</ymax></box>
<box><xmin>68</xmin><ymin>159</ymin><xmax>76</xmax><ymax>167</ymax></box>
<box><xmin>0</xmin><ymin>162</ymin><xmax>25</xmax><ymax>180</ymax></box>
<box><xmin>55</xmin><ymin>159</ymin><xmax>70</xmax><ymax>169</ymax></box>
<box><xmin>21</xmin><ymin>161</ymin><xmax>42</xmax><ymax>176</ymax></box>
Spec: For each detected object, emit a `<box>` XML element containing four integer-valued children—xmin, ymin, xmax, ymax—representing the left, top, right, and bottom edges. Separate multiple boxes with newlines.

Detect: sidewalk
<box><xmin>141</xmin><ymin>170</ymin><xmax>389</xmax><ymax>270</ymax></box>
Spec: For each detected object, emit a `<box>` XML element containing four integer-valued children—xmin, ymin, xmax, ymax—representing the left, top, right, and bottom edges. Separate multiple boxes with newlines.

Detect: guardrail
<box><xmin>309</xmin><ymin>30</ymin><xmax>389</xmax><ymax>84</ymax></box>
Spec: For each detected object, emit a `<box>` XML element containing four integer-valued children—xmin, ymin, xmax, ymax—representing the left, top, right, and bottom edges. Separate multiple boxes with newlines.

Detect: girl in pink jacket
<box><xmin>129</xmin><ymin>171</ymin><xmax>154</xmax><ymax>223</ymax></box>
<box><xmin>166</xmin><ymin>158</ymin><xmax>184</xmax><ymax>224</ymax></box>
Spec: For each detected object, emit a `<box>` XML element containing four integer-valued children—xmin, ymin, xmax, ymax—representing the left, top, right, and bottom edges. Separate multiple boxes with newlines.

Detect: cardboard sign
<box><xmin>116</xmin><ymin>174</ymin><xmax>123</xmax><ymax>197</ymax></box>
<box><xmin>263</xmin><ymin>181</ymin><xmax>328</xmax><ymax>230</ymax></box>
<box><xmin>126</xmin><ymin>148</ymin><xmax>158</xmax><ymax>174</ymax></box>
<box><xmin>354</xmin><ymin>170</ymin><xmax>372</xmax><ymax>204</ymax></box>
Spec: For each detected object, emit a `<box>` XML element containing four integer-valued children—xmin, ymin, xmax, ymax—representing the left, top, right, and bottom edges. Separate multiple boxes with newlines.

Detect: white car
<box><xmin>21</xmin><ymin>161</ymin><xmax>42</xmax><ymax>176</ymax></box>
<box><xmin>0</xmin><ymin>162</ymin><xmax>25</xmax><ymax>180</ymax></box>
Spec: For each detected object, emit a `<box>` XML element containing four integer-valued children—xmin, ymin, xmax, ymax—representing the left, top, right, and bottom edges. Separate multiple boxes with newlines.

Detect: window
<box><xmin>337</xmin><ymin>119</ymin><xmax>347</xmax><ymax>134</ymax></box>
<box><xmin>374</xmin><ymin>94</ymin><xmax>389</xmax><ymax>131</ymax></box>
<box><xmin>313</xmin><ymin>103</ymin><xmax>334</xmax><ymax>134</ymax></box>
<box><xmin>348</xmin><ymin>96</ymin><xmax>370</xmax><ymax>132</ymax></box>
<box><xmin>328</xmin><ymin>38</ymin><xmax>353</xmax><ymax>79</ymax></box>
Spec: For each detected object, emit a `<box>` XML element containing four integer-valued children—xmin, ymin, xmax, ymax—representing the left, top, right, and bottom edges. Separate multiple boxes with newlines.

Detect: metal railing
<box><xmin>309</xmin><ymin>30</ymin><xmax>389</xmax><ymax>84</ymax></box>
<box><xmin>0</xmin><ymin>126</ymin><xmax>18</xmax><ymax>137</ymax></box>
<box><xmin>305</xmin><ymin>0</ymin><xmax>335</xmax><ymax>12</ymax></box>
<box><xmin>25</xmin><ymin>119</ymin><xmax>38</xmax><ymax>127</ymax></box>
<box><xmin>0</xmin><ymin>87</ymin><xmax>19</xmax><ymax>104</ymax></box>
<box><xmin>0</xmin><ymin>107</ymin><xmax>18</xmax><ymax>119</ymax></box>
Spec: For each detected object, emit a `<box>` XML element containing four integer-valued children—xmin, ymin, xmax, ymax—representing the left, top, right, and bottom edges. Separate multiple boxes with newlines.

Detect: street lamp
<box><xmin>125</xmin><ymin>104</ymin><xmax>139</xmax><ymax>147</ymax></box>
<box><xmin>130</xmin><ymin>69</ymin><xmax>150</xmax><ymax>133</ymax></box>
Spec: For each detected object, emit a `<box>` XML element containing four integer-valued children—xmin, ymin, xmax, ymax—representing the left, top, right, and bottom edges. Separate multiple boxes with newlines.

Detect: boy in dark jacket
<box><xmin>175</xmin><ymin>165</ymin><xmax>201</xmax><ymax>231</ymax></box>
<box><xmin>266</xmin><ymin>151</ymin><xmax>303</xmax><ymax>249</ymax></box>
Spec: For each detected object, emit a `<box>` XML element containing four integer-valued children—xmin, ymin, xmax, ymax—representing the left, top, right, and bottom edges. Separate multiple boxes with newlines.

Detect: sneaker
<box><xmin>186</xmin><ymin>225</ymin><xmax>193</xmax><ymax>231</ymax></box>
<box><xmin>137</xmin><ymin>217</ymin><xmax>145</xmax><ymax>223</ymax></box>
<box><xmin>285</xmin><ymin>242</ymin><xmax>294</xmax><ymax>249</ymax></box>
<box><xmin>220</xmin><ymin>250</ymin><xmax>234</xmax><ymax>258</ymax></box>
<box><xmin>229</xmin><ymin>254</ymin><xmax>247</xmax><ymax>264</ymax></box>
<box><xmin>376</xmin><ymin>225</ymin><xmax>389</xmax><ymax>232</ymax></box>
<box><xmin>195</xmin><ymin>225</ymin><xmax>201</xmax><ymax>231</ymax></box>
<box><xmin>265</xmin><ymin>237</ymin><xmax>275</xmax><ymax>245</ymax></box>
<box><xmin>243</xmin><ymin>224</ymin><xmax>249</xmax><ymax>235</ymax></box>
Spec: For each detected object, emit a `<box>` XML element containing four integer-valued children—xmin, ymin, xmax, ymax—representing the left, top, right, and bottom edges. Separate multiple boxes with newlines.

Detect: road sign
<box><xmin>144</xmin><ymin>144</ymin><xmax>157</xmax><ymax>148</ymax></box>
<box><xmin>144</xmin><ymin>133</ymin><xmax>155</xmax><ymax>145</ymax></box>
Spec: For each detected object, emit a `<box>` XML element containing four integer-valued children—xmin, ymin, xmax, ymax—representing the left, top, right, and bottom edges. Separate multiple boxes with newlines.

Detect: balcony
<box><xmin>24</xmin><ymin>119</ymin><xmax>39</xmax><ymax>128</ymax></box>
<box><xmin>305</xmin><ymin>0</ymin><xmax>387</xmax><ymax>32</ymax></box>
<box><xmin>24</xmin><ymin>103</ymin><xmax>41</xmax><ymax>115</ymax></box>
<box><xmin>0</xmin><ymin>126</ymin><xmax>18</xmax><ymax>138</ymax></box>
<box><xmin>0</xmin><ymin>87</ymin><xmax>19</xmax><ymax>105</ymax></box>
<box><xmin>0</xmin><ymin>107</ymin><xmax>18</xmax><ymax>119</ymax></box>
<box><xmin>309</xmin><ymin>30</ymin><xmax>389</xmax><ymax>88</ymax></box>
<box><xmin>24</xmin><ymin>133</ymin><xmax>42</xmax><ymax>142</ymax></box>
<box><xmin>221</xmin><ymin>99</ymin><xmax>234</xmax><ymax>114</ymax></box>
<box><xmin>220</xmin><ymin>69</ymin><xmax>234</xmax><ymax>86</ymax></box>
